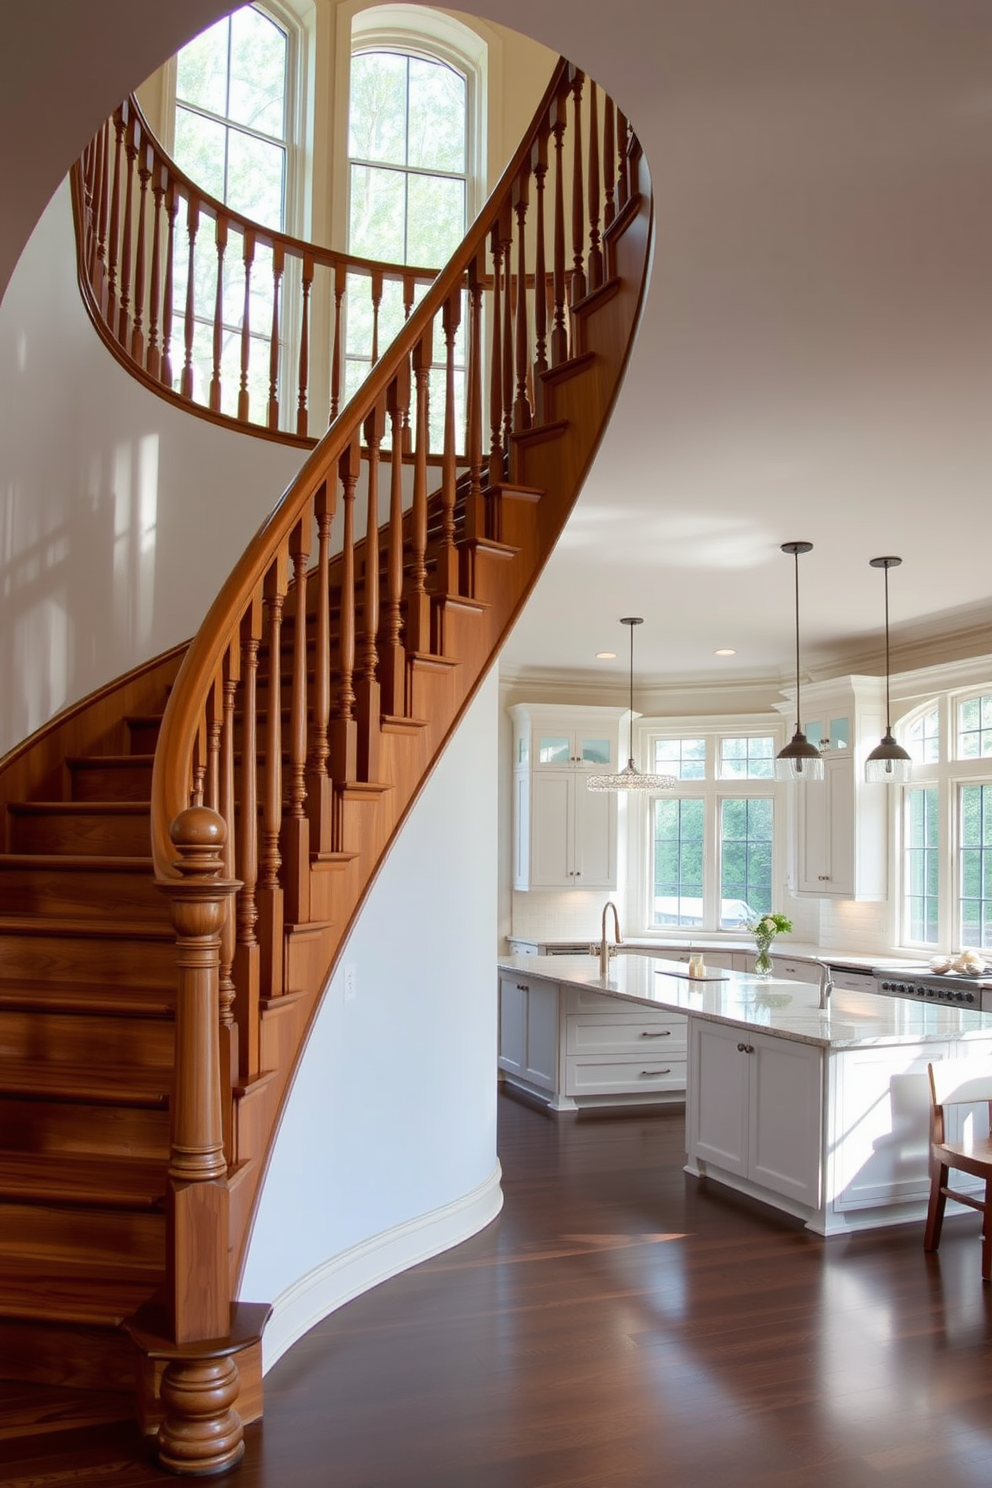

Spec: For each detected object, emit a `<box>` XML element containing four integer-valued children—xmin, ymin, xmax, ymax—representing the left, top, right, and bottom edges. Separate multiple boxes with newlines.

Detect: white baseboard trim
<box><xmin>255</xmin><ymin>1162</ymin><xmax>504</xmax><ymax>1373</ymax></box>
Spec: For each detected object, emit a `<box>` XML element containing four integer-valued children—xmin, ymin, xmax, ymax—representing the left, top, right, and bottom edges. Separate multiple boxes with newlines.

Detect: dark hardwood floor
<box><xmin>5</xmin><ymin>1088</ymin><xmax>992</xmax><ymax>1487</ymax></box>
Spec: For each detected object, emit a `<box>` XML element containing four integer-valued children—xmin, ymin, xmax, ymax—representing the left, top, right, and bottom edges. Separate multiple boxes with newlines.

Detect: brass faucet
<box><xmin>599</xmin><ymin>900</ymin><xmax>622</xmax><ymax>976</ymax></box>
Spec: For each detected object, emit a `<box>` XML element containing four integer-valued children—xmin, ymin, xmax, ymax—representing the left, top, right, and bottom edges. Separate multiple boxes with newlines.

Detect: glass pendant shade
<box><xmin>865</xmin><ymin>556</ymin><xmax>912</xmax><ymax>785</ymax></box>
<box><xmin>775</xmin><ymin>542</ymin><xmax>824</xmax><ymax>783</ymax></box>
<box><xmin>587</xmin><ymin>618</ymin><xmax>676</xmax><ymax>793</ymax></box>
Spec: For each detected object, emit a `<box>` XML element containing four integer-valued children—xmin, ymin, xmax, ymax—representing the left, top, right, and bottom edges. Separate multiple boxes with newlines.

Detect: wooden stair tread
<box><xmin>0</xmin><ymin>1059</ymin><xmax>171</xmax><ymax>1107</ymax></box>
<box><xmin>0</xmin><ymin>979</ymin><xmax>173</xmax><ymax>1016</ymax></box>
<box><xmin>0</xmin><ymin>854</ymin><xmax>152</xmax><ymax>872</ymax></box>
<box><xmin>0</xmin><ymin>1257</ymin><xmax>160</xmax><ymax>1325</ymax></box>
<box><xmin>7</xmin><ymin>801</ymin><xmax>151</xmax><ymax>816</ymax></box>
<box><xmin>0</xmin><ymin>915</ymin><xmax>172</xmax><ymax>941</ymax></box>
<box><xmin>0</xmin><ymin>1153</ymin><xmax>166</xmax><ymax>1209</ymax></box>
<box><xmin>64</xmin><ymin>755</ymin><xmax>155</xmax><ymax>768</ymax></box>
<box><xmin>0</xmin><ymin>1379</ymin><xmax>134</xmax><ymax>1441</ymax></box>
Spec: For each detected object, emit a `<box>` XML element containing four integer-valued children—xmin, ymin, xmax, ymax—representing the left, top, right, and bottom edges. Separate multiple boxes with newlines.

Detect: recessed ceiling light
<box><xmin>715</xmin><ymin>648</ymin><xmax>736</xmax><ymax>656</ymax></box>
<box><xmin>596</xmin><ymin>651</ymin><xmax>617</xmax><ymax>660</ymax></box>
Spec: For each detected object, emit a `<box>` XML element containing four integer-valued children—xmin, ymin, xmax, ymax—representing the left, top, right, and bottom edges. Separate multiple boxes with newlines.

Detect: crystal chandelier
<box><xmin>587</xmin><ymin>618</ymin><xmax>677</xmax><ymax>792</ymax></box>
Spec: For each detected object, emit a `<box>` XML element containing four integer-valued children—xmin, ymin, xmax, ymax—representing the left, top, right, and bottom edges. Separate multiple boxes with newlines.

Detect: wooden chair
<box><xmin>925</xmin><ymin>1057</ymin><xmax>992</xmax><ymax>1280</ymax></box>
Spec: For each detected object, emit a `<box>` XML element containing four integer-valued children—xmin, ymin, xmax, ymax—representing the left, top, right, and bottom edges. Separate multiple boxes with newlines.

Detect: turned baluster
<box><xmin>283</xmin><ymin>512</ymin><xmax>312</xmax><ymax>924</ymax></box>
<box><xmin>190</xmin><ymin>727</ymin><xmax>207</xmax><ymax>809</ymax></box>
<box><xmin>488</xmin><ymin>220</ymin><xmax>505</xmax><ymax>482</ymax></box>
<box><xmin>209</xmin><ymin>214</ymin><xmax>228</xmax><ymax>414</ymax></box>
<box><xmin>117</xmin><ymin>111</ymin><xmax>137</xmax><ymax>346</ymax></box>
<box><xmin>329</xmin><ymin>260</ymin><xmax>346</xmax><ymax>423</ymax></box>
<box><xmin>512</xmin><ymin>170</ymin><xmax>532</xmax><ymax>433</ymax></box>
<box><xmin>93</xmin><ymin>120</ymin><xmax>110</xmax><ymax>299</ymax></box>
<box><xmin>257</xmin><ymin>556</ymin><xmax>286</xmax><ymax>997</ymax></box>
<box><xmin>147</xmin><ymin>168</ymin><xmax>165</xmax><ymax>381</ymax></box>
<box><xmin>500</xmin><ymin>207</ymin><xmax>513</xmax><ymax>460</ymax></box>
<box><xmin>435</xmin><ymin>293</ymin><xmax>462</xmax><ymax>602</ymax></box>
<box><xmin>297</xmin><ymin>252</ymin><xmax>314</xmax><ymax>437</ymax></box>
<box><xmin>268</xmin><ymin>242</ymin><xmax>284</xmax><ymax>430</ymax></box>
<box><xmin>406</xmin><ymin>336</ymin><xmax>432</xmax><ymax>655</ymax></box>
<box><xmin>162</xmin><ymin>184</ymin><xmax>178</xmax><ymax>388</ymax></box>
<box><xmin>617</xmin><ymin>108</ymin><xmax>630</xmax><ymax>211</ymax></box>
<box><xmin>586</xmin><ymin>82</ymin><xmax>603</xmax><ymax>293</ymax></box>
<box><xmin>238</xmin><ymin>231</ymin><xmax>254</xmax><ymax>423</ymax></box>
<box><xmin>532</xmin><ymin>124</ymin><xmax>550</xmax><ymax>387</ymax></box>
<box><xmin>403</xmin><ymin>272</ymin><xmax>416</xmax><ymax>324</ymax></box>
<box><xmin>570</xmin><ymin>70</ymin><xmax>587</xmax><ymax>306</ymax></box>
<box><xmin>130</xmin><ymin>139</ymin><xmax>151</xmax><ymax>364</ymax></box>
<box><xmin>370</xmin><ymin>269</ymin><xmax>383</xmax><ymax>366</ymax></box>
<box><xmin>181</xmin><ymin>193</ymin><xmax>200</xmax><ymax>402</ymax></box>
<box><xmin>463</xmin><ymin>255</ymin><xmax>486</xmax><ymax>550</ymax></box>
<box><xmin>307</xmin><ymin>482</ymin><xmax>335</xmax><ymax>850</ymax></box>
<box><xmin>356</xmin><ymin>403</ymin><xmax>384</xmax><ymax>781</ymax></box>
<box><xmin>381</xmin><ymin>368</ymin><xmax>410</xmax><ymax>718</ymax></box>
<box><xmin>106</xmin><ymin>111</ymin><xmax>125</xmax><ymax>331</ymax></box>
<box><xmin>330</xmin><ymin>439</ymin><xmax>360</xmax><ymax>790</ymax></box>
<box><xmin>234</xmin><ymin>603</ymin><xmax>261</xmax><ymax>1078</ymax></box>
<box><xmin>219</xmin><ymin>649</ymin><xmax>239</xmax><ymax>1040</ymax></box>
<box><xmin>550</xmin><ymin>91</ymin><xmax>568</xmax><ymax>365</ymax></box>
<box><xmin>603</xmin><ymin>95</ymin><xmax>617</xmax><ymax>234</ymax></box>
<box><xmin>206</xmin><ymin>679</ymin><xmax>222</xmax><ymax>813</ymax></box>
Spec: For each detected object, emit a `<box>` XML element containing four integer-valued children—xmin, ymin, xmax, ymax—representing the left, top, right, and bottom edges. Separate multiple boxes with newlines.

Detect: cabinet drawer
<box><xmin>773</xmin><ymin>958</ymin><xmax>818</xmax><ymax>984</ymax></box>
<box><xmin>565</xmin><ymin>1055</ymin><xmax>687</xmax><ymax>1097</ymax></box>
<box><xmin>565</xmin><ymin>1014</ymin><xmax>687</xmax><ymax>1058</ymax></box>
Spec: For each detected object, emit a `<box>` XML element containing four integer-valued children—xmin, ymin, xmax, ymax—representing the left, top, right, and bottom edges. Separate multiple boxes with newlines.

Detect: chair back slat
<box><xmin>928</xmin><ymin>1056</ymin><xmax>992</xmax><ymax>1109</ymax></box>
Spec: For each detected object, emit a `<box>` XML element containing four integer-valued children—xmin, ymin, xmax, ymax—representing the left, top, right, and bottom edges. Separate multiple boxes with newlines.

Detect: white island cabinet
<box><xmin>496</xmin><ymin>952</ymin><xmax>992</xmax><ymax>1235</ymax></box>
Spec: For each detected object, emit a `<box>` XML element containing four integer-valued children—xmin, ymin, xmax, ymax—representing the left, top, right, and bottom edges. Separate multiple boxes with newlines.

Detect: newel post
<box><xmin>135</xmin><ymin>808</ymin><xmax>247</xmax><ymax>1476</ymax></box>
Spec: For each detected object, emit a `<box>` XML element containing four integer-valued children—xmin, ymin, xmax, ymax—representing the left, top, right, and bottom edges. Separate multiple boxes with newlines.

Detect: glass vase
<box><xmin>753</xmin><ymin>943</ymin><xmax>774</xmax><ymax>978</ymax></box>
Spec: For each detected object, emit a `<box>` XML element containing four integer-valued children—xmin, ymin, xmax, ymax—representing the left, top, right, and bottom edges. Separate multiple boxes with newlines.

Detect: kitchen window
<box><xmin>898</xmin><ymin>690</ymin><xmax>992</xmax><ymax>950</ymax></box>
<box><xmin>640</xmin><ymin>731</ymin><xmax>780</xmax><ymax>932</ymax></box>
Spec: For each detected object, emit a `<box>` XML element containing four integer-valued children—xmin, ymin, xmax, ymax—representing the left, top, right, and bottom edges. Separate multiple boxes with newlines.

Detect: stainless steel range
<box><xmin>872</xmin><ymin>964</ymin><xmax>992</xmax><ymax>1010</ymax></box>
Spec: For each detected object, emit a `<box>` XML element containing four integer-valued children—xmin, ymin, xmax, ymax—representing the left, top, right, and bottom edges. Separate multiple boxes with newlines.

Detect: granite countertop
<box><xmin>497</xmin><ymin>952</ymin><xmax>992</xmax><ymax>1050</ymax></box>
<box><xmin>504</xmin><ymin>937</ymin><xmax>915</xmax><ymax>973</ymax></box>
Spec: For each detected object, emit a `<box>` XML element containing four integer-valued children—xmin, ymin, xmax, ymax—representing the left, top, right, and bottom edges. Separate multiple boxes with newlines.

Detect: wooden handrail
<box><xmin>71</xmin><ymin>93</ymin><xmax>442</xmax><ymax>445</ymax></box>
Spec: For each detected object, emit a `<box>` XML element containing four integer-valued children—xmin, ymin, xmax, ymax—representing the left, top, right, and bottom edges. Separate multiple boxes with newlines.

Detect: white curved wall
<box><xmin>242</xmin><ymin>669</ymin><xmax>501</xmax><ymax>1369</ymax></box>
<box><xmin>0</xmin><ymin>180</ymin><xmax>303</xmax><ymax>758</ymax></box>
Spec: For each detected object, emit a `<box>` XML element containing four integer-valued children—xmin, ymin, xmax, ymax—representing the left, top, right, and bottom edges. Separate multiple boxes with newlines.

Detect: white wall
<box><xmin>242</xmin><ymin>668</ymin><xmax>501</xmax><ymax>1369</ymax></box>
<box><xmin>0</xmin><ymin>180</ymin><xmax>303</xmax><ymax>758</ymax></box>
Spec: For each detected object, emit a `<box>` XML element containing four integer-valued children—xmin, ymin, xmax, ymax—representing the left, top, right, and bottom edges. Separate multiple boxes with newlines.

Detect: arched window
<box><xmin>173</xmin><ymin>6</ymin><xmax>291</xmax><ymax>232</ymax></box>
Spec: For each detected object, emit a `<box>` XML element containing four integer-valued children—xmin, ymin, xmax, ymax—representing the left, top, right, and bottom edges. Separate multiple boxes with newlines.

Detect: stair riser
<box><xmin>0</xmin><ymin>870</ymin><xmax>166</xmax><ymax>924</ymax></box>
<box><xmin>0</xmin><ymin>1204</ymin><xmax>165</xmax><ymax>1269</ymax></box>
<box><xmin>68</xmin><ymin>763</ymin><xmax>153</xmax><ymax>802</ymax></box>
<box><xmin>125</xmin><ymin>720</ymin><xmax>162</xmax><ymax>753</ymax></box>
<box><xmin>0</xmin><ymin>933</ymin><xmax>175</xmax><ymax>987</ymax></box>
<box><xmin>0</xmin><ymin>1010</ymin><xmax>174</xmax><ymax>1069</ymax></box>
<box><xmin>0</xmin><ymin>1099</ymin><xmax>170</xmax><ymax>1160</ymax></box>
<box><xmin>8</xmin><ymin>810</ymin><xmax>151</xmax><ymax>856</ymax></box>
<box><xmin>0</xmin><ymin>1318</ymin><xmax>137</xmax><ymax>1392</ymax></box>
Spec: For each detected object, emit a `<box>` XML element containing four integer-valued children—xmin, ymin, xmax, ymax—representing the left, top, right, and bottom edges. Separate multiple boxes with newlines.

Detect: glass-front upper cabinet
<box><xmin>536</xmin><ymin>732</ymin><xmax>613</xmax><ymax>769</ymax></box>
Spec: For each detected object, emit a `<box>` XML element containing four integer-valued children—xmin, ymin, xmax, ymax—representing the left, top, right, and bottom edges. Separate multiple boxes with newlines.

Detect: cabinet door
<box><xmin>498</xmin><ymin>973</ymin><xmax>528</xmax><ymax>1076</ymax></box>
<box><xmin>571</xmin><ymin>779</ymin><xmax>616</xmax><ymax>889</ymax></box>
<box><xmin>688</xmin><ymin>1020</ymin><xmax>749</xmax><ymax>1176</ymax></box>
<box><xmin>524</xmin><ymin>980</ymin><xmax>559</xmax><ymax>1090</ymax></box>
<box><xmin>796</xmin><ymin>756</ymin><xmax>855</xmax><ymax>897</ymax></box>
<box><xmin>530</xmin><ymin>772</ymin><xmax>573</xmax><ymax>887</ymax></box>
<box><xmin>748</xmin><ymin>1034</ymin><xmax>822</xmax><ymax>1205</ymax></box>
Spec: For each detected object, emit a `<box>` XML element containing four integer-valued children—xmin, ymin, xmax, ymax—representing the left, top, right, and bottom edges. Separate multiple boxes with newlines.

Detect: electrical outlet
<box><xmin>344</xmin><ymin>964</ymin><xmax>357</xmax><ymax>1003</ymax></box>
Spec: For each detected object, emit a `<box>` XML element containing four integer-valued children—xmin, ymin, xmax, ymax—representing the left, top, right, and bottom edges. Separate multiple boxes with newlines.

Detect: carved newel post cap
<box><xmin>170</xmin><ymin>807</ymin><xmax>227</xmax><ymax>878</ymax></box>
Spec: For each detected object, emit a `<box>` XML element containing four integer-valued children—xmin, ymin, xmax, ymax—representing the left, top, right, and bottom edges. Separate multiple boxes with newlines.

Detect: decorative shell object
<box><xmin>929</xmin><ymin>955</ymin><xmax>953</xmax><ymax>974</ymax></box>
<box><xmin>952</xmin><ymin>950</ymin><xmax>986</xmax><ymax>974</ymax></box>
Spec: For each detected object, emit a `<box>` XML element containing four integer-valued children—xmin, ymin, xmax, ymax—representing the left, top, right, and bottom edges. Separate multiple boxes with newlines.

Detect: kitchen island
<box><xmin>497</xmin><ymin>952</ymin><xmax>992</xmax><ymax>1235</ymax></box>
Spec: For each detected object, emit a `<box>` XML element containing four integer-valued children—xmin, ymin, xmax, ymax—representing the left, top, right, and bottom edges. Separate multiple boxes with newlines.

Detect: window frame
<box><xmin>628</xmin><ymin>718</ymin><xmax>786</xmax><ymax>937</ymax></box>
<box><xmin>896</xmin><ymin>689</ymin><xmax>992</xmax><ymax>952</ymax></box>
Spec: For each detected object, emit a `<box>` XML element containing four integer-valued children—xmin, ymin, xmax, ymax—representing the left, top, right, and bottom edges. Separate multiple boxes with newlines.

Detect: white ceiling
<box><xmin>4</xmin><ymin>0</ymin><xmax>992</xmax><ymax>705</ymax></box>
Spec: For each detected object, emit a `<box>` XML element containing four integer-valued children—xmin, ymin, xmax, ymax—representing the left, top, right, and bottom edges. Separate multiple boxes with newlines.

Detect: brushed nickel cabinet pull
<box><xmin>640</xmin><ymin>1069</ymin><xmax>672</xmax><ymax>1077</ymax></box>
<box><xmin>640</xmin><ymin>1029</ymin><xmax>671</xmax><ymax>1038</ymax></box>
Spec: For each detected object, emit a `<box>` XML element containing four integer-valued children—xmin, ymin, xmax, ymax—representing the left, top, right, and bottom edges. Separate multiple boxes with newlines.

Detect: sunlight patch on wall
<box><xmin>16</xmin><ymin>595</ymin><xmax>69</xmax><ymax>734</ymax></box>
<box><xmin>112</xmin><ymin>434</ymin><xmax>159</xmax><ymax>650</ymax></box>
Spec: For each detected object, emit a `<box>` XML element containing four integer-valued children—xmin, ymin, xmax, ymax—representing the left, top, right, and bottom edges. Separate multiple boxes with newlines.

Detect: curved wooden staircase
<box><xmin>0</xmin><ymin>59</ymin><xmax>653</xmax><ymax>1474</ymax></box>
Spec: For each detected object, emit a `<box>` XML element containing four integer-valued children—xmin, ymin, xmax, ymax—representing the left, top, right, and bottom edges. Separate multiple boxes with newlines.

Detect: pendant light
<box><xmin>864</xmin><ymin>556</ymin><xmax>912</xmax><ymax>784</ymax></box>
<box><xmin>774</xmin><ymin>542</ymin><xmax>824</xmax><ymax>782</ymax></box>
<box><xmin>588</xmin><ymin>618</ymin><xmax>676</xmax><ymax>792</ymax></box>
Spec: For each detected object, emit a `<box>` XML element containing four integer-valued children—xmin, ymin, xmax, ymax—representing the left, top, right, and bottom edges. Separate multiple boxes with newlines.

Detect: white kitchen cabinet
<box><xmin>509</xmin><ymin>704</ymin><xmax>624</xmax><ymax>892</ymax></box>
<box><xmin>497</xmin><ymin>975</ymin><xmax>687</xmax><ymax>1108</ymax></box>
<box><xmin>498</xmin><ymin>971</ymin><xmax>559</xmax><ymax>1092</ymax></box>
<box><xmin>687</xmin><ymin>1019</ymin><xmax>823</xmax><ymax>1207</ymax></box>
<box><xmin>783</xmin><ymin>677</ymin><xmax>888</xmax><ymax>901</ymax></box>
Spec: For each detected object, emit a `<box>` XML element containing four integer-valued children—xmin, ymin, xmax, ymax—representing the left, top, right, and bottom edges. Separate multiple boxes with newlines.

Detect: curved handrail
<box><xmin>71</xmin><ymin>91</ymin><xmax>442</xmax><ymax>443</ymax></box>
<box><xmin>149</xmin><ymin>54</ymin><xmax>577</xmax><ymax>879</ymax></box>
